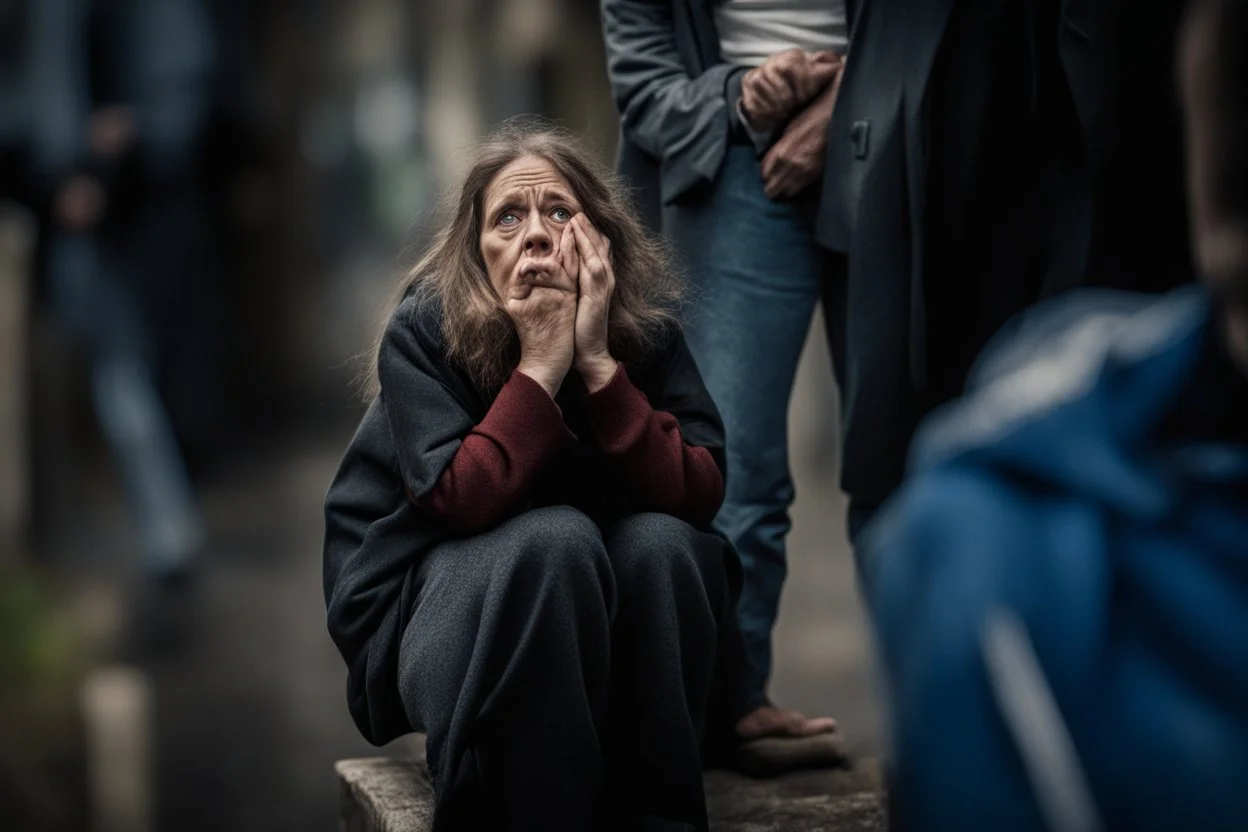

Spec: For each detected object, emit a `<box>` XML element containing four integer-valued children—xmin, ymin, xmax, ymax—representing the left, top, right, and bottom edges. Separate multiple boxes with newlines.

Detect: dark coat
<box><xmin>322</xmin><ymin>294</ymin><xmax>730</xmax><ymax>745</ymax></box>
<box><xmin>601</xmin><ymin>0</ymin><xmax>765</xmax><ymax>231</ymax></box>
<box><xmin>818</xmin><ymin>0</ymin><xmax>1193</xmax><ymax>514</ymax></box>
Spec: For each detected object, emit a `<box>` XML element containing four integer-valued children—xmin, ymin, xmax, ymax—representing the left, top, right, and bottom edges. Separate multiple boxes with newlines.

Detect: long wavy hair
<box><xmin>365</xmin><ymin>122</ymin><xmax>684</xmax><ymax>396</ymax></box>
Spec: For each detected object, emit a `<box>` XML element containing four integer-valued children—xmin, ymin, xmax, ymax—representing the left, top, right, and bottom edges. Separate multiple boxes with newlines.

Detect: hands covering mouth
<box><xmin>513</xmin><ymin>258</ymin><xmax>576</xmax><ymax>296</ymax></box>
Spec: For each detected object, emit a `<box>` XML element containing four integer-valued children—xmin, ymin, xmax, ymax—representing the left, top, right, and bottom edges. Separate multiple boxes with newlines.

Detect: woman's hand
<box><xmin>508</xmin><ymin>225</ymin><xmax>579</xmax><ymax>396</ymax></box>
<box><xmin>570</xmin><ymin>214</ymin><xmax>620</xmax><ymax>392</ymax></box>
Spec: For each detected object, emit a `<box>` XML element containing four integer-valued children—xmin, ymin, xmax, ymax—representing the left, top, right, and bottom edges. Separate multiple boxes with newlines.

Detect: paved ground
<box><xmin>54</xmin><ymin>310</ymin><xmax>878</xmax><ymax>831</ymax></box>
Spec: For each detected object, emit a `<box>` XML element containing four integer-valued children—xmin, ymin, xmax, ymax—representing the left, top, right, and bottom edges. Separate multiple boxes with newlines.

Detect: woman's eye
<box><xmin>499</xmin><ymin>212</ymin><xmax>519</xmax><ymax>226</ymax></box>
<box><xmin>552</xmin><ymin>208</ymin><xmax>572</xmax><ymax>222</ymax></box>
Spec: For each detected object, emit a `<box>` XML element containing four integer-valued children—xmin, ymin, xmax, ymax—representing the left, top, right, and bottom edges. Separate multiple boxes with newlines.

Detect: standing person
<box><xmin>602</xmin><ymin>0</ymin><xmax>848</xmax><ymax>748</ymax></box>
<box><xmin>819</xmin><ymin>0</ymin><xmax>1195</xmax><ymax>546</ymax></box>
<box><xmin>863</xmin><ymin>1</ymin><xmax>1248</xmax><ymax>826</ymax></box>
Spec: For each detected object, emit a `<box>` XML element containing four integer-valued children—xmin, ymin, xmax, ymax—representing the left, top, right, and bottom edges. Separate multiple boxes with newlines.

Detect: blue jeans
<box><xmin>663</xmin><ymin>143</ymin><xmax>830</xmax><ymax>706</ymax></box>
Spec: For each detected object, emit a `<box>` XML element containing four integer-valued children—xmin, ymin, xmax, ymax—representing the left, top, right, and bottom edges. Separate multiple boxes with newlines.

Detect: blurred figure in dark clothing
<box><xmin>820</xmin><ymin>0</ymin><xmax>1195</xmax><ymax>544</ymax></box>
<box><xmin>0</xmin><ymin>0</ymin><xmax>219</xmax><ymax>579</ymax></box>
<box><xmin>863</xmin><ymin>0</ymin><xmax>1248</xmax><ymax>827</ymax></box>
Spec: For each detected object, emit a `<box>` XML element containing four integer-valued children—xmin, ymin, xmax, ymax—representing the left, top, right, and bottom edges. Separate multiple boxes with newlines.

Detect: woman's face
<box><xmin>479</xmin><ymin>155</ymin><xmax>584</xmax><ymax>298</ymax></box>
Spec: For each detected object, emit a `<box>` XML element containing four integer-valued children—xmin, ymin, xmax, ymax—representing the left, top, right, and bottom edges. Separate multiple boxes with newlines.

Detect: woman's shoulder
<box><xmin>385</xmin><ymin>288</ymin><xmax>447</xmax><ymax>354</ymax></box>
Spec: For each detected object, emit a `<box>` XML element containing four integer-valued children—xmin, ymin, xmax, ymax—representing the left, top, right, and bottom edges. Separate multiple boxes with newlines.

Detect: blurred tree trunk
<box><xmin>423</xmin><ymin>0</ymin><xmax>487</xmax><ymax>191</ymax></box>
<box><xmin>418</xmin><ymin>0</ymin><xmax>619</xmax><ymax>187</ymax></box>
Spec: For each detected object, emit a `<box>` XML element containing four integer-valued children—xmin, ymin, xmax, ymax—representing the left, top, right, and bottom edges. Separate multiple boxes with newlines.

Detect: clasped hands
<box><xmin>741</xmin><ymin>48</ymin><xmax>846</xmax><ymax>200</ymax></box>
<box><xmin>508</xmin><ymin>214</ymin><xmax>617</xmax><ymax>397</ymax></box>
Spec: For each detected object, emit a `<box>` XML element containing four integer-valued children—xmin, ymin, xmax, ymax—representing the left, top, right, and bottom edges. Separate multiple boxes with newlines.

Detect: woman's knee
<box><xmin>606</xmin><ymin>513</ymin><xmax>719</xmax><ymax>593</ymax></box>
<box><xmin>494</xmin><ymin>506</ymin><xmax>611</xmax><ymax>597</ymax></box>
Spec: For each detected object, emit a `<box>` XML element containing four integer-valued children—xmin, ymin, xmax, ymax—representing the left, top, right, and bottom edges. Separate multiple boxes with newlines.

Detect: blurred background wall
<box><xmin>0</xmin><ymin>2</ymin><xmax>864</xmax><ymax>831</ymax></box>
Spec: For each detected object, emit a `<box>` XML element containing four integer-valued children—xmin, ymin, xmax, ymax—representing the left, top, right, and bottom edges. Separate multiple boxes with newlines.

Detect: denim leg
<box><xmin>46</xmin><ymin>234</ymin><xmax>204</xmax><ymax>575</ymax></box>
<box><xmin>662</xmin><ymin>145</ymin><xmax>825</xmax><ymax>704</ymax></box>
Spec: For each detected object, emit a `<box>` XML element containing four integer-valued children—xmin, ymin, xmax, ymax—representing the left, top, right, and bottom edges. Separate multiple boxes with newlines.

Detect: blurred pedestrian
<box><xmin>863</xmin><ymin>0</ymin><xmax>1248</xmax><ymax>827</ymax></box>
<box><xmin>821</xmin><ymin>0</ymin><xmax>1196</xmax><ymax>545</ymax></box>
<box><xmin>0</xmin><ymin>0</ymin><xmax>217</xmax><ymax>580</ymax></box>
<box><xmin>602</xmin><ymin>0</ymin><xmax>846</xmax><ymax>757</ymax></box>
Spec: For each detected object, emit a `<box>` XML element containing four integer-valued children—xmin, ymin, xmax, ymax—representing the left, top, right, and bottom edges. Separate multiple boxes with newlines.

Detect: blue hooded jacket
<box><xmin>863</xmin><ymin>286</ymin><xmax>1248</xmax><ymax>831</ymax></box>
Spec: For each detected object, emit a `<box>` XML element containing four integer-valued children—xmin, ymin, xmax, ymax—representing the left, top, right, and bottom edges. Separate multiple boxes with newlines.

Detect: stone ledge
<box><xmin>338</xmin><ymin>755</ymin><xmax>885</xmax><ymax>832</ymax></box>
<box><xmin>338</xmin><ymin>758</ymin><xmax>435</xmax><ymax>832</ymax></box>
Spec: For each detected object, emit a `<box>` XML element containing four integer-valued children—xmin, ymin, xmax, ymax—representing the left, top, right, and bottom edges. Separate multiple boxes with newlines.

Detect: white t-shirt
<box><xmin>713</xmin><ymin>0</ymin><xmax>849</xmax><ymax>67</ymax></box>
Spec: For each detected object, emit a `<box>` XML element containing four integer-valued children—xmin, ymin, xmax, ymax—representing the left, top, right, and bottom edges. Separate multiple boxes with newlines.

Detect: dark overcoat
<box><xmin>818</xmin><ymin>0</ymin><xmax>1193</xmax><ymax>515</ymax></box>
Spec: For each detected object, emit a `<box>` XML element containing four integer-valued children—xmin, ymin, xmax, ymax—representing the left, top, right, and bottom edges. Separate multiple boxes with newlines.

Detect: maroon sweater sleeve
<box><xmin>583</xmin><ymin>364</ymin><xmax>724</xmax><ymax>528</ymax></box>
<box><xmin>413</xmin><ymin>370</ymin><xmax>573</xmax><ymax>534</ymax></box>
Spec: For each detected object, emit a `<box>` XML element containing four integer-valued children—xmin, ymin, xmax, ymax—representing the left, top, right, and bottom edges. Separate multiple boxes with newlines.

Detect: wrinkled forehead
<box><xmin>484</xmin><ymin>156</ymin><xmax>578</xmax><ymax>210</ymax></box>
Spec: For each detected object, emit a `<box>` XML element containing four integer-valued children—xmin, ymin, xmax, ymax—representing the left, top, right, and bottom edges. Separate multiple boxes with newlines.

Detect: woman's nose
<box><xmin>523</xmin><ymin>219</ymin><xmax>553</xmax><ymax>254</ymax></box>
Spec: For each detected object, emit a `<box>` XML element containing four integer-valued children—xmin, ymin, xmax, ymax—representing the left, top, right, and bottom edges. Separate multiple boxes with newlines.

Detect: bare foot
<box><xmin>735</xmin><ymin>703</ymin><xmax>837</xmax><ymax>740</ymax></box>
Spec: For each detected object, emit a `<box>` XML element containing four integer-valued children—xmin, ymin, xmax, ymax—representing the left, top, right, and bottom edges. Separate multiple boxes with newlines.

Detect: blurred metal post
<box><xmin>489</xmin><ymin>0</ymin><xmax>619</xmax><ymax>162</ymax></box>
<box><xmin>82</xmin><ymin>667</ymin><xmax>154</xmax><ymax>832</ymax></box>
<box><xmin>0</xmin><ymin>204</ymin><xmax>32</xmax><ymax>561</ymax></box>
<box><xmin>425</xmin><ymin>0</ymin><xmax>486</xmax><ymax>190</ymax></box>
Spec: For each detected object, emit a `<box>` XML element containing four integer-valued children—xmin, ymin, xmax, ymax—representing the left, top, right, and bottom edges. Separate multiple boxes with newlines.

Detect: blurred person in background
<box><xmin>601</xmin><ymin>0</ymin><xmax>847</xmax><ymax>757</ymax></box>
<box><xmin>0</xmin><ymin>0</ymin><xmax>219</xmax><ymax>580</ymax></box>
<box><xmin>325</xmin><ymin>125</ymin><xmax>759</xmax><ymax>831</ymax></box>
<box><xmin>820</xmin><ymin>0</ymin><xmax>1196</xmax><ymax>546</ymax></box>
<box><xmin>863</xmin><ymin>0</ymin><xmax>1248</xmax><ymax>827</ymax></box>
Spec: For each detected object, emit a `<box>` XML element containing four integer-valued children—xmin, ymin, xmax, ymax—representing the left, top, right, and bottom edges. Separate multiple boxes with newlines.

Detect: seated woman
<box><xmin>324</xmin><ymin>125</ymin><xmax>754</xmax><ymax>831</ymax></box>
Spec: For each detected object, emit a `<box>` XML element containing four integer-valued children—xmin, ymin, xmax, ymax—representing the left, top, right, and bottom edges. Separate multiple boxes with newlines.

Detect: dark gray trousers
<box><xmin>397</xmin><ymin>506</ymin><xmax>736</xmax><ymax>832</ymax></box>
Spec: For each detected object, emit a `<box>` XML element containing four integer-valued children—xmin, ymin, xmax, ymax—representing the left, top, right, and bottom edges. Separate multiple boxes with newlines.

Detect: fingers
<box><xmin>571</xmin><ymin>214</ymin><xmax>612</xmax><ymax>288</ymax></box>
<box><xmin>761</xmin><ymin>158</ymin><xmax>803</xmax><ymax>201</ymax></box>
<box><xmin>754</xmin><ymin>65</ymin><xmax>790</xmax><ymax>103</ymax></box>
<box><xmin>809</xmin><ymin>60</ymin><xmax>841</xmax><ymax>89</ymax></box>
<box><xmin>747</xmin><ymin>66</ymin><xmax>796</xmax><ymax>125</ymax></box>
<box><xmin>763</xmin><ymin>175</ymin><xmax>783</xmax><ymax>201</ymax></box>
<box><xmin>766</xmin><ymin>47</ymin><xmax>807</xmax><ymax>74</ymax></box>
<box><xmin>759</xmin><ymin>68</ymin><xmax>798</xmax><ymax>114</ymax></box>
<box><xmin>558</xmin><ymin>223</ymin><xmax>579</xmax><ymax>279</ymax></box>
<box><xmin>574</xmin><ymin>214</ymin><xmax>610</xmax><ymax>261</ymax></box>
<box><xmin>765</xmin><ymin>166</ymin><xmax>811</xmax><ymax>201</ymax></box>
<box><xmin>784</xmin><ymin>51</ymin><xmax>842</xmax><ymax>104</ymax></box>
<box><xmin>760</xmin><ymin>142</ymin><xmax>792</xmax><ymax>197</ymax></box>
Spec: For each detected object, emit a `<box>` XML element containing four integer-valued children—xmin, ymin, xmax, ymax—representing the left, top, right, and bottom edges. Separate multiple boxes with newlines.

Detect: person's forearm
<box><xmin>583</xmin><ymin>364</ymin><xmax>724</xmax><ymax>527</ymax></box>
<box><xmin>413</xmin><ymin>370</ymin><xmax>573</xmax><ymax>533</ymax></box>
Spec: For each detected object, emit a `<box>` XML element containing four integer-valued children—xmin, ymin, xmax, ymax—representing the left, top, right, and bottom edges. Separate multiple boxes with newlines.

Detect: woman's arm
<box><xmin>378</xmin><ymin>298</ymin><xmax>572</xmax><ymax>535</ymax></box>
<box><xmin>413</xmin><ymin>371</ymin><xmax>573</xmax><ymax>534</ymax></box>
<box><xmin>584</xmin><ymin>363</ymin><xmax>724</xmax><ymax>528</ymax></box>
